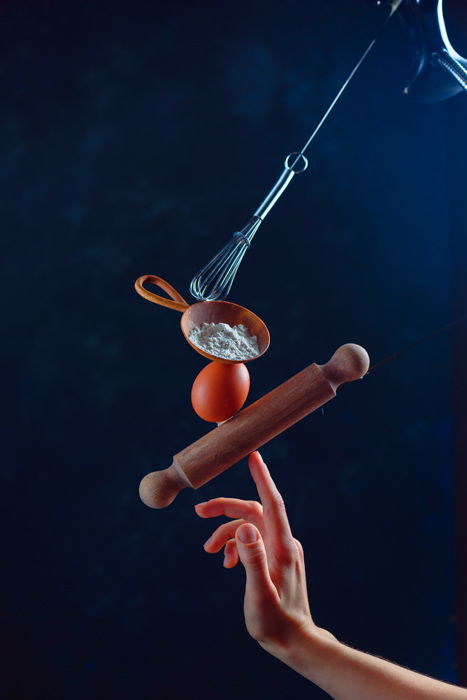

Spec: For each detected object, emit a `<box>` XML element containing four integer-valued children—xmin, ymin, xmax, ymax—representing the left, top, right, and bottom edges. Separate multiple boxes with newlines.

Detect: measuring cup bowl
<box><xmin>134</xmin><ymin>275</ymin><xmax>270</xmax><ymax>364</ymax></box>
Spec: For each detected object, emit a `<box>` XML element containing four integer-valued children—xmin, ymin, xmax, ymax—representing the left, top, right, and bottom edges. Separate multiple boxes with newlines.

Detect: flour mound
<box><xmin>188</xmin><ymin>322</ymin><xmax>259</xmax><ymax>361</ymax></box>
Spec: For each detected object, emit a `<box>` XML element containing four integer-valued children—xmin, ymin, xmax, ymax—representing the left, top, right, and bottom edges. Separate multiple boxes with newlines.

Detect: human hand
<box><xmin>195</xmin><ymin>451</ymin><xmax>332</xmax><ymax>657</ymax></box>
<box><xmin>195</xmin><ymin>453</ymin><xmax>467</xmax><ymax>700</ymax></box>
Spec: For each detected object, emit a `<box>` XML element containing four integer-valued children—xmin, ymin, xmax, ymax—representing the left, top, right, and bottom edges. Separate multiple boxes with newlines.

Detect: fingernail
<box><xmin>238</xmin><ymin>524</ymin><xmax>258</xmax><ymax>544</ymax></box>
<box><xmin>203</xmin><ymin>536</ymin><xmax>212</xmax><ymax>548</ymax></box>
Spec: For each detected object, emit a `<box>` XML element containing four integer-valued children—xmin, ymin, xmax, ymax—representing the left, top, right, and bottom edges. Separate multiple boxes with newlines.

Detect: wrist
<box><xmin>261</xmin><ymin>623</ymin><xmax>342</xmax><ymax>686</ymax></box>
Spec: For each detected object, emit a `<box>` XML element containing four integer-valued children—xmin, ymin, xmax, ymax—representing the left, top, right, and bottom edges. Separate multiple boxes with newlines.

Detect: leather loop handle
<box><xmin>134</xmin><ymin>275</ymin><xmax>189</xmax><ymax>313</ymax></box>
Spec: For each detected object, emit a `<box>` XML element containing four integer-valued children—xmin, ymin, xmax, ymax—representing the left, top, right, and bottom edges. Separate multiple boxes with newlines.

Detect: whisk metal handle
<box><xmin>254</xmin><ymin>152</ymin><xmax>308</xmax><ymax>220</ymax></box>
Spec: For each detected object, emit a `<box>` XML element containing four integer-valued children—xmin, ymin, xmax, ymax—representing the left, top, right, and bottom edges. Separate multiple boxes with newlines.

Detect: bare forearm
<box><xmin>266</xmin><ymin>627</ymin><xmax>467</xmax><ymax>700</ymax></box>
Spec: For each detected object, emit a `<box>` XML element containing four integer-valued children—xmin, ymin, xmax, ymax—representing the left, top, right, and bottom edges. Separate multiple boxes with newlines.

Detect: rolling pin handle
<box><xmin>139</xmin><ymin>464</ymin><xmax>189</xmax><ymax>509</ymax></box>
<box><xmin>319</xmin><ymin>343</ymin><xmax>370</xmax><ymax>391</ymax></box>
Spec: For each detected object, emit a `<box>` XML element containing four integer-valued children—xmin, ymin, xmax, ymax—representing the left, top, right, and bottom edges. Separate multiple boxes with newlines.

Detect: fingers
<box><xmin>223</xmin><ymin>538</ymin><xmax>239</xmax><ymax>568</ymax></box>
<box><xmin>195</xmin><ymin>497</ymin><xmax>264</xmax><ymax>531</ymax></box>
<box><xmin>248</xmin><ymin>452</ymin><xmax>296</xmax><ymax>556</ymax></box>
<box><xmin>235</xmin><ymin>523</ymin><xmax>278</xmax><ymax>601</ymax></box>
<box><xmin>196</xmin><ymin>498</ymin><xmax>265</xmax><ymax>571</ymax></box>
<box><xmin>203</xmin><ymin>519</ymin><xmax>245</xmax><ymax>553</ymax></box>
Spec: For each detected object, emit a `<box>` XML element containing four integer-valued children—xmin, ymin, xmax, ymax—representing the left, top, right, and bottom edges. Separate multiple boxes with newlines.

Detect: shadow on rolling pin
<box><xmin>140</xmin><ymin>343</ymin><xmax>369</xmax><ymax>509</ymax></box>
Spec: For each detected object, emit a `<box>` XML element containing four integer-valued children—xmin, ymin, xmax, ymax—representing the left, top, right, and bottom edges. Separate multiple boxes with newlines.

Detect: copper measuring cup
<box><xmin>134</xmin><ymin>275</ymin><xmax>270</xmax><ymax>364</ymax></box>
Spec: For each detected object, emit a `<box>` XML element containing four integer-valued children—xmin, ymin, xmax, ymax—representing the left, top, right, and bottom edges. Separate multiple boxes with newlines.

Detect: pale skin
<box><xmin>195</xmin><ymin>451</ymin><xmax>467</xmax><ymax>700</ymax></box>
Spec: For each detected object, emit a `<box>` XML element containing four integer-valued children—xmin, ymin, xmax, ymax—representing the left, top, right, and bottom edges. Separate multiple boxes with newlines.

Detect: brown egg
<box><xmin>191</xmin><ymin>361</ymin><xmax>250</xmax><ymax>423</ymax></box>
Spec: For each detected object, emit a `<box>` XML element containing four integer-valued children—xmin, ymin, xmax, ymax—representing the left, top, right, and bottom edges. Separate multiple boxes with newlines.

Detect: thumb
<box><xmin>235</xmin><ymin>523</ymin><xmax>274</xmax><ymax>597</ymax></box>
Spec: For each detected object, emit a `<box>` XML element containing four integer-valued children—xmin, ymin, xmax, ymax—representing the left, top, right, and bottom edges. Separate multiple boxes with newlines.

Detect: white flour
<box><xmin>189</xmin><ymin>322</ymin><xmax>259</xmax><ymax>361</ymax></box>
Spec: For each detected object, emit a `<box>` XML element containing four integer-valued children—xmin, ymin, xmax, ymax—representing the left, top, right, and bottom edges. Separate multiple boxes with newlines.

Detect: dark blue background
<box><xmin>1</xmin><ymin>1</ymin><xmax>466</xmax><ymax>698</ymax></box>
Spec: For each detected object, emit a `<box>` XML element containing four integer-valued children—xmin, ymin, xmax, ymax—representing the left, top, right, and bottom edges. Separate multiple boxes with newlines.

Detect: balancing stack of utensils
<box><xmin>134</xmin><ymin>275</ymin><xmax>369</xmax><ymax>508</ymax></box>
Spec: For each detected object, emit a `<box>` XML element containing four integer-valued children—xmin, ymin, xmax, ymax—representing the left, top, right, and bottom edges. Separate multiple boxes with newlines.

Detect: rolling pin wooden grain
<box><xmin>140</xmin><ymin>343</ymin><xmax>369</xmax><ymax>508</ymax></box>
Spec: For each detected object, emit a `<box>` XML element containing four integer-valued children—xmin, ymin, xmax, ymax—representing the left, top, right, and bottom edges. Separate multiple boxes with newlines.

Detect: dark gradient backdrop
<box><xmin>1</xmin><ymin>1</ymin><xmax>467</xmax><ymax>699</ymax></box>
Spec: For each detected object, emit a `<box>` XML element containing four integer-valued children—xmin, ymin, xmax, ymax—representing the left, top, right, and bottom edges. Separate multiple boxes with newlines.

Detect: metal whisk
<box><xmin>189</xmin><ymin>0</ymin><xmax>399</xmax><ymax>302</ymax></box>
<box><xmin>189</xmin><ymin>0</ymin><xmax>467</xmax><ymax>302</ymax></box>
<box><xmin>190</xmin><ymin>153</ymin><xmax>308</xmax><ymax>301</ymax></box>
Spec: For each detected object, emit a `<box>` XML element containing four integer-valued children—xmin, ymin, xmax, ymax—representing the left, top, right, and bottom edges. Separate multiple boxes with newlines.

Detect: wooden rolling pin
<box><xmin>140</xmin><ymin>343</ymin><xmax>369</xmax><ymax>508</ymax></box>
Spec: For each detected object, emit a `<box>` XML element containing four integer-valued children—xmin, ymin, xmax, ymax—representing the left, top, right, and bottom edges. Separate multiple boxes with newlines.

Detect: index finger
<box><xmin>248</xmin><ymin>451</ymin><xmax>295</xmax><ymax>552</ymax></box>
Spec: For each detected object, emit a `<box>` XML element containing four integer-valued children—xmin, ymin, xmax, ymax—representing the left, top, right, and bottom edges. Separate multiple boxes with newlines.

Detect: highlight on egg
<box><xmin>191</xmin><ymin>361</ymin><xmax>250</xmax><ymax>423</ymax></box>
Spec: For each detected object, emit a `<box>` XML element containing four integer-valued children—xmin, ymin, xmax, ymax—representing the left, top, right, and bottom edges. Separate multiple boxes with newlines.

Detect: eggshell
<box><xmin>191</xmin><ymin>361</ymin><xmax>250</xmax><ymax>423</ymax></box>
